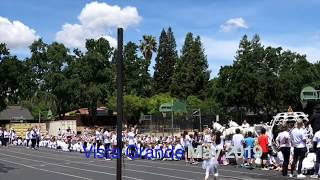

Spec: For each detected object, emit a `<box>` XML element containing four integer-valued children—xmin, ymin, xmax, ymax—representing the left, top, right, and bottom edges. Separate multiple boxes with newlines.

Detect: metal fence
<box><xmin>137</xmin><ymin>113</ymin><xmax>218</xmax><ymax>133</ymax></box>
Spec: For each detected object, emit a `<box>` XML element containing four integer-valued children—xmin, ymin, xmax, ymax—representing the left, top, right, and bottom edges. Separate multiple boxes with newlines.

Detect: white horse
<box><xmin>227</xmin><ymin>120</ymin><xmax>255</xmax><ymax>136</ymax></box>
<box><xmin>212</xmin><ymin>122</ymin><xmax>225</xmax><ymax>132</ymax></box>
<box><xmin>213</xmin><ymin>120</ymin><xmax>256</xmax><ymax>136</ymax></box>
<box><xmin>212</xmin><ymin>121</ymin><xmax>236</xmax><ymax>136</ymax></box>
<box><xmin>228</xmin><ymin>120</ymin><xmax>239</xmax><ymax>127</ymax></box>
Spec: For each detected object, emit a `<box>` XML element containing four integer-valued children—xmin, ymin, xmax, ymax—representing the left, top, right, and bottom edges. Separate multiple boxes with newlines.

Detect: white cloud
<box><xmin>220</xmin><ymin>17</ymin><xmax>248</xmax><ymax>32</ymax></box>
<box><xmin>56</xmin><ymin>23</ymin><xmax>117</xmax><ymax>49</ymax></box>
<box><xmin>79</xmin><ymin>2</ymin><xmax>141</xmax><ymax>30</ymax></box>
<box><xmin>0</xmin><ymin>16</ymin><xmax>39</xmax><ymax>49</ymax></box>
<box><xmin>56</xmin><ymin>2</ymin><xmax>142</xmax><ymax>50</ymax></box>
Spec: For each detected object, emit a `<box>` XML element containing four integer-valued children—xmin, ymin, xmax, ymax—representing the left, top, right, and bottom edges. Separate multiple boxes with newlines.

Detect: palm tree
<box><xmin>139</xmin><ymin>35</ymin><xmax>157</xmax><ymax>62</ymax></box>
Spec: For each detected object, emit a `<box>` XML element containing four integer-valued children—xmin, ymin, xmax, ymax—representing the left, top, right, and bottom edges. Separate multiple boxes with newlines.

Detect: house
<box><xmin>63</xmin><ymin>107</ymin><xmax>116</xmax><ymax>127</ymax></box>
<box><xmin>0</xmin><ymin>106</ymin><xmax>34</xmax><ymax>125</ymax></box>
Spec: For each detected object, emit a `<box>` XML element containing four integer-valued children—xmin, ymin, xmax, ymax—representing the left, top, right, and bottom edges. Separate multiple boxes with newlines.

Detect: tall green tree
<box><xmin>44</xmin><ymin>42</ymin><xmax>73</xmax><ymax>117</ymax></box>
<box><xmin>0</xmin><ymin>44</ymin><xmax>35</xmax><ymax>110</ymax></box>
<box><xmin>27</xmin><ymin>39</ymin><xmax>48</xmax><ymax>88</ymax></box>
<box><xmin>232</xmin><ymin>34</ymin><xmax>264</xmax><ymax>113</ymax></box>
<box><xmin>123</xmin><ymin>41</ymin><xmax>151</xmax><ymax>97</ymax></box>
<box><xmin>171</xmin><ymin>33</ymin><xmax>210</xmax><ymax>99</ymax></box>
<box><xmin>77</xmin><ymin>38</ymin><xmax>114</xmax><ymax>121</ymax></box>
<box><xmin>0</xmin><ymin>53</ymin><xmax>22</xmax><ymax>107</ymax></box>
<box><xmin>277</xmin><ymin>51</ymin><xmax>315</xmax><ymax>110</ymax></box>
<box><xmin>153</xmin><ymin>27</ymin><xmax>178</xmax><ymax>94</ymax></box>
<box><xmin>0</xmin><ymin>43</ymin><xmax>10</xmax><ymax>110</ymax></box>
<box><xmin>257</xmin><ymin>46</ymin><xmax>282</xmax><ymax>114</ymax></box>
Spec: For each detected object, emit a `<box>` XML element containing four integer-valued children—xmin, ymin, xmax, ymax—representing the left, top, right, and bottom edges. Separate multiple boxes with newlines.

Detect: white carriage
<box><xmin>270</xmin><ymin>111</ymin><xmax>313</xmax><ymax>151</ymax></box>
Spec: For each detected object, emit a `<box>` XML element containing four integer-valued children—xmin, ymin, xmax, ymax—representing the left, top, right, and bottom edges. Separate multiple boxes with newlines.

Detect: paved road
<box><xmin>0</xmin><ymin>146</ymin><xmax>310</xmax><ymax>180</ymax></box>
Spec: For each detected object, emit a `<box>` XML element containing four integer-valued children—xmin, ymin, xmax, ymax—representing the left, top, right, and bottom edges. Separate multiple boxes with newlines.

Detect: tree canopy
<box><xmin>1</xmin><ymin>30</ymin><xmax>320</xmax><ymax>124</ymax></box>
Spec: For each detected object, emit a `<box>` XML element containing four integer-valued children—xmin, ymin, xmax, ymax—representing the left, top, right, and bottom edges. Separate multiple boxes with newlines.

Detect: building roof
<box><xmin>65</xmin><ymin>107</ymin><xmax>116</xmax><ymax>117</ymax></box>
<box><xmin>0</xmin><ymin>106</ymin><xmax>34</xmax><ymax>121</ymax></box>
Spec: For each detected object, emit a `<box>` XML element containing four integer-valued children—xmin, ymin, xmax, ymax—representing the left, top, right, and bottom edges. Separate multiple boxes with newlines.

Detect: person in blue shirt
<box><xmin>244</xmin><ymin>131</ymin><xmax>255</xmax><ymax>168</ymax></box>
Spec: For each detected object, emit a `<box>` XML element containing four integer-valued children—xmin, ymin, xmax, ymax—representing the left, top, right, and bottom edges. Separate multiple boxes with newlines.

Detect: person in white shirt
<box><xmin>35</xmin><ymin>126</ymin><xmax>40</xmax><ymax>148</ymax></box>
<box><xmin>182</xmin><ymin>131</ymin><xmax>191</xmax><ymax>163</ymax></box>
<box><xmin>202</xmin><ymin>135</ymin><xmax>218</xmax><ymax>180</ymax></box>
<box><xmin>61</xmin><ymin>140</ymin><xmax>69</xmax><ymax>151</ymax></box>
<box><xmin>3</xmin><ymin>129</ymin><xmax>10</xmax><ymax>147</ymax></box>
<box><xmin>127</xmin><ymin>127</ymin><xmax>136</xmax><ymax>160</ymax></box>
<box><xmin>95</xmin><ymin>128</ymin><xmax>102</xmax><ymax>150</ymax></box>
<box><xmin>232</xmin><ymin>128</ymin><xmax>244</xmax><ymax>166</ymax></box>
<box><xmin>215</xmin><ymin>131</ymin><xmax>225</xmax><ymax>165</ymax></box>
<box><xmin>311</xmin><ymin>129</ymin><xmax>320</xmax><ymax>178</ymax></box>
<box><xmin>8</xmin><ymin>129</ymin><xmax>12</xmax><ymax>145</ymax></box>
<box><xmin>290</xmin><ymin>119</ymin><xmax>307</xmax><ymax>178</ymax></box>
<box><xmin>0</xmin><ymin>128</ymin><xmax>3</xmax><ymax>146</ymax></box>
<box><xmin>57</xmin><ymin>128</ymin><xmax>62</xmax><ymax>139</ymax></box>
<box><xmin>242</xmin><ymin>120</ymin><xmax>250</xmax><ymax>129</ymax></box>
<box><xmin>302</xmin><ymin>149</ymin><xmax>316</xmax><ymax>177</ymax></box>
<box><xmin>17</xmin><ymin>138</ymin><xmax>22</xmax><ymax>146</ymax></box>
<box><xmin>65</xmin><ymin>128</ymin><xmax>73</xmax><ymax>151</ymax></box>
<box><xmin>103</xmin><ymin>128</ymin><xmax>111</xmax><ymax>160</ymax></box>
<box><xmin>111</xmin><ymin>132</ymin><xmax>117</xmax><ymax>149</ymax></box>
<box><xmin>10</xmin><ymin>130</ymin><xmax>16</xmax><ymax>144</ymax></box>
<box><xmin>189</xmin><ymin>134</ymin><xmax>197</xmax><ymax>164</ymax></box>
<box><xmin>30</xmin><ymin>128</ymin><xmax>37</xmax><ymax>149</ymax></box>
<box><xmin>25</xmin><ymin>129</ymin><xmax>30</xmax><ymax>148</ymax></box>
<box><xmin>276</xmin><ymin>124</ymin><xmax>291</xmax><ymax>176</ymax></box>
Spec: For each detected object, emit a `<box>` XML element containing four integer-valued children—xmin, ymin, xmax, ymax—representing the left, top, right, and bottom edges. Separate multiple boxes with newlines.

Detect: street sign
<box><xmin>192</xmin><ymin>109</ymin><xmax>202</xmax><ymax>131</ymax></box>
<box><xmin>192</xmin><ymin>109</ymin><xmax>200</xmax><ymax>116</ymax></box>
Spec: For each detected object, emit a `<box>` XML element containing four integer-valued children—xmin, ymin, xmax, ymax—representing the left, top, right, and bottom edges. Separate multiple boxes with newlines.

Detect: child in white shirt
<box><xmin>302</xmin><ymin>150</ymin><xmax>316</xmax><ymax>175</ymax></box>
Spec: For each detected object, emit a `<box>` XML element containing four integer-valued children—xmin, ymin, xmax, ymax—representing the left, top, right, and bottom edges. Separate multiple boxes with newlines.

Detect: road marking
<box><xmin>0</xmin><ymin>152</ymin><xmax>144</xmax><ymax>180</ymax></box>
<box><xmin>1</xmin><ymin>148</ymin><xmax>255</xmax><ymax>180</ymax></box>
<box><xmin>1</xmin><ymin>149</ymin><xmax>194</xmax><ymax>180</ymax></box>
<box><xmin>13</xmin><ymin>147</ymin><xmax>270</xmax><ymax>177</ymax></box>
<box><xmin>3</xmin><ymin>147</ymin><xmax>271</xmax><ymax>179</ymax></box>
<box><xmin>33</xmin><ymin>164</ymin><xmax>47</xmax><ymax>167</ymax></box>
<box><xmin>132</xmin><ymin>159</ymin><xmax>267</xmax><ymax>176</ymax></box>
<box><xmin>0</xmin><ymin>157</ymin><xmax>93</xmax><ymax>180</ymax></box>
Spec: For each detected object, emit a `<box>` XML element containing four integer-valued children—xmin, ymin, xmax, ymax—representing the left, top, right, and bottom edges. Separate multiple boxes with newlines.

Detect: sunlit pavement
<box><xmin>0</xmin><ymin>146</ymin><xmax>302</xmax><ymax>180</ymax></box>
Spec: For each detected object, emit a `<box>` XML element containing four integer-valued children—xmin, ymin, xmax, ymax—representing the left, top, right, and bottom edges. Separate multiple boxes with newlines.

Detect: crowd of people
<box><xmin>0</xmin><ymin>126</ymin><xmax>41</xmax><ymax>148</ymax></box>
<box><xmin>2</xmin><ymin>116</ymin><xmax>320</xmax><ymax>179</ymax></box>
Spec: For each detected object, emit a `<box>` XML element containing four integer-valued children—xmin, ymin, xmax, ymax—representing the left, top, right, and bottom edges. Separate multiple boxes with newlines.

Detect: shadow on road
<box><xmin>0</xmin><ymin>163</ymin><xmax>15</xmax><ymax>173</ymax></box>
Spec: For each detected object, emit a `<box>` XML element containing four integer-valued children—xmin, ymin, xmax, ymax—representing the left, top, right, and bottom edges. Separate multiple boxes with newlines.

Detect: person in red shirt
<box><xmin>258</xmin><ymin>128</ymin><xmax>269</xmax><ymax>170</ymax></box>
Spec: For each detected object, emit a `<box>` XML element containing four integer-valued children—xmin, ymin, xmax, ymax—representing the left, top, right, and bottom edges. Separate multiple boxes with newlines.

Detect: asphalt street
<box><xmin>0</xmin><ymin>146</ymin><xmax>310</xmax><ymax>180</ymax></box>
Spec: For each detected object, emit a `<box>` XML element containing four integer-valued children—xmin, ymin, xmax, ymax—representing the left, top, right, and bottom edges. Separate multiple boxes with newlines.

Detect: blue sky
<box><xmin>1</xmin><ymin>0</ymin><xmax>320</xmax><ymax>77</ymax></box>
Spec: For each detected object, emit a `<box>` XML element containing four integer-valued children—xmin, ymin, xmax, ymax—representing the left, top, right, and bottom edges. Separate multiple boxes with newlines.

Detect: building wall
<box><xmin>47</xmin><ymin>120</ymin><xmax>77</xmax><ymax>136</ymax></box>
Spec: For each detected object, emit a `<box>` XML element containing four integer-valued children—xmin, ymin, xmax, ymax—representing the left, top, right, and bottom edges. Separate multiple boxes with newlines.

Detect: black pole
<box><xmin>116</xmin><ymin>28</ymin><xmax>124</xmax><ymax>180</ymax></box>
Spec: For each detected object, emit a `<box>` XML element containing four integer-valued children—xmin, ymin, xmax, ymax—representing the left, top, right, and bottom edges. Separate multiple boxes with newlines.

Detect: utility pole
<box><xmin>171</xmin><ymin>99</ymin><xmax>174</xmax><ymax>136</ymax></box>
<box><xmin>116</xmin><ymin>28</ymin><xmax>124</xmax><ymax>180</ymax></box>
<box><xmin>199</xmin><ymin>109</ymin><xmax>202</xmax><ymax>132</ymax></box>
